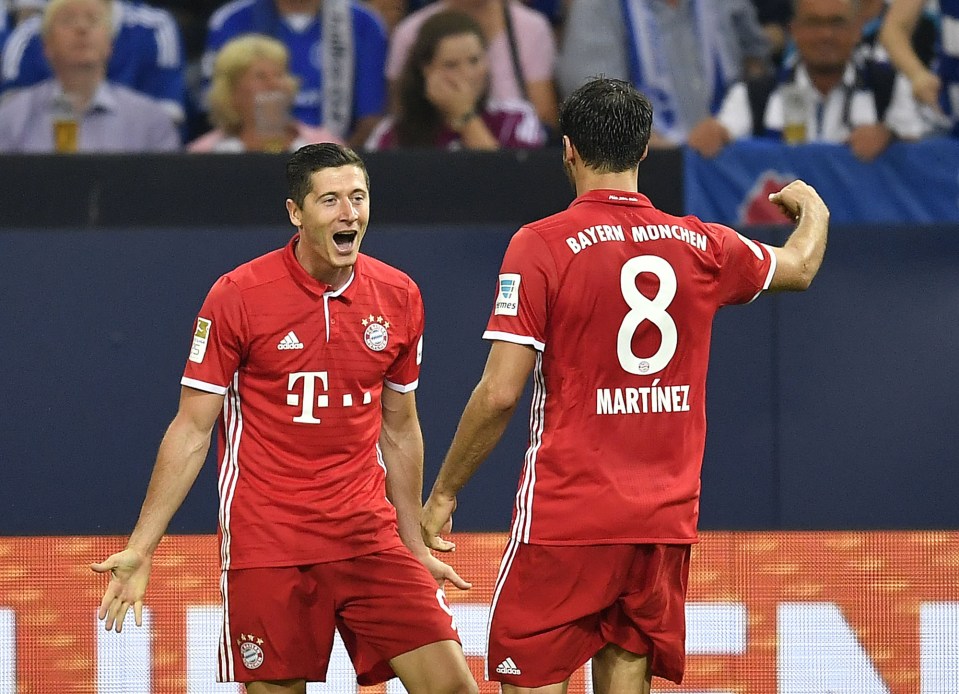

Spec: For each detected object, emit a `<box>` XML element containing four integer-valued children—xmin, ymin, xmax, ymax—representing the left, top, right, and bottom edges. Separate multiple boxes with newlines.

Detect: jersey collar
<box><xmin>569</xmin><ymin>189</ymin><xmax>654</xmax><ymax>209</ymax></box>
<box><xmin>283</xmin><ymin>234</ymin><xmax>360</xmax><ymax>303</ymax></box>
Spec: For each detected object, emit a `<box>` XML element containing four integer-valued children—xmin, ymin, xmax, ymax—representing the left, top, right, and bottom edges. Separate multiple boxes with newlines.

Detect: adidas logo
<box><xmin>277</xmin><ymin>331</ymin><xmax>304</xmax><ymax>350</ymax></box>
<box><xmin>495</xmin><ymin>658</ymin><xmax>521</xmax><ymax>676</ymax></box>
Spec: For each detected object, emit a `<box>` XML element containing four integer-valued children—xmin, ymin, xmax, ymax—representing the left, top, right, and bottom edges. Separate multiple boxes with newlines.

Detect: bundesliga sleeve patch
<box><xmin>495</xmin><ymin>274</ymin><xmax>521</xmax><ymax>316</ymax></box>
<box><xmin>189</xmin><ymin>317</ymin><xmax>212</xmax><ymax>363</ymax></box>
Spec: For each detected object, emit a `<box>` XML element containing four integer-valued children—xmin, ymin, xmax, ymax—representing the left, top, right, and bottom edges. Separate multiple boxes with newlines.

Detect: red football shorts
<box><xmin>216</xmin><ymin>546</ymin><xmax>460</xmax><ymax>684</ymax></box>
<box><xmin>487</xmin><ymin>540</ymin><xmax>691</xmax><ymax>687</ymax></box>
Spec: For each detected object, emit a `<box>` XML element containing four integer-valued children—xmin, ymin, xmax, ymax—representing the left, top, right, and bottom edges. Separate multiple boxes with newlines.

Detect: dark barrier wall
<box><xmin>1</xmin><ymin>223</ymin><xmax>957</xmax><ymax>534</ymax></box>
<box><xmin>0</xmin><ymin>149</ymin><xmax>683</xmax><ymax>228</ymax></box>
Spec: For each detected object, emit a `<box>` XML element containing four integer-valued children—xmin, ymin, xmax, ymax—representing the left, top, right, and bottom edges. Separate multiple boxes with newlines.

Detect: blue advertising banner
<box><xmin>684</xmin><ymin>138</ymin><xmax>959</xmax><ymax>225</ymax></box>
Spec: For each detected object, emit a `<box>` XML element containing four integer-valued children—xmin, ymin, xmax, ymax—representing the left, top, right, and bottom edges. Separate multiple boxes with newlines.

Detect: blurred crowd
<box><xmin>0</xmin><ymin>0</ymin><xmax>952</xmax><ymax>158</ymax></box>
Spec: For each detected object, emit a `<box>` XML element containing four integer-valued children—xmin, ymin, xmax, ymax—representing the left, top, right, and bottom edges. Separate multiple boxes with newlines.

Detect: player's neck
<box><xmin>574</xmin><ymin>169</ymin><xmax>640</xmax><ymax>198</ymax></box>
<box><xmin>294</xmin><ymin>238</ymin><xmax>352</xmax><ymax>291</ymax></box>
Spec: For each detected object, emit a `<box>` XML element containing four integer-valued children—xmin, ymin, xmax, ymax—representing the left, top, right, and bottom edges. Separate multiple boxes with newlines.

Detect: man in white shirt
<box><xmin>688</xmin><ymin>0</ymin><xmax>927</xmax><ymax>161</ymax></box>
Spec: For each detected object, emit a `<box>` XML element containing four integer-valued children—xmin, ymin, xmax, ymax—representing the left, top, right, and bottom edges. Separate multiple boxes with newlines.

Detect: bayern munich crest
<box><xmin>362</xmin><ymin>314</ymin><xmax>390</xmax><ymax>351</ymax></box>
<box><xmin>237</xmin><ymin>634</ymin><xmax>264</xmax><ymax>670</ymax></box>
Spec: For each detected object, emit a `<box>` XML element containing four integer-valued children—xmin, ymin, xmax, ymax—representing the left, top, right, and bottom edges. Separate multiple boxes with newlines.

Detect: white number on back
<box><xmin>617</xmin><ymin>256</ymin><xmax>677</xmax><ymax>375</ymax></box>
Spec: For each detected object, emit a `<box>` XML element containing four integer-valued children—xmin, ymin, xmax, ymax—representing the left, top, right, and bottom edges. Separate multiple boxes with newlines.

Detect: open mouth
<box><xmin>332</xmin><ymin>230</ymin><xmax>358</xmax><ymax>252</ymax></box>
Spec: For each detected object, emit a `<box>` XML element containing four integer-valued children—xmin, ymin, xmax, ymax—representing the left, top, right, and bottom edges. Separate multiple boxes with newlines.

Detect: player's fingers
<box><xmin>424</xmin><ymin>534</ymin><xmax>456</xmax><ymax>553</ymax></box>
<box><xmin>97</xmin><ymin>587</ymin><xmax>117</xmax><ymax>620</ymax></box>
<box><xmin>90</xmin><ymin>557</ymin><xmax>116</xmax><ymax>573</ymax></box>
<box><xmin>115</xmin><ymin>602</ymin><xmax>129</xmax><ymax>633</ymax></box>
<box><xmin>443</xmin><ymin>566</ymin><xmax>472</xmax><ymax>591</ymax></box>
<box><xmin>103</xmin><ymin>600</ymin><xmax>118</xmax><ymax>631</ymax></box>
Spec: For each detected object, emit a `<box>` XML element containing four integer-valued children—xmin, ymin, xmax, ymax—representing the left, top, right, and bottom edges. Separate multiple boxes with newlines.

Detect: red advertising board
<box><xmin>1</xmin><ymin>533</ymin><xmax>956</xmax><ymax>693</ymax></box>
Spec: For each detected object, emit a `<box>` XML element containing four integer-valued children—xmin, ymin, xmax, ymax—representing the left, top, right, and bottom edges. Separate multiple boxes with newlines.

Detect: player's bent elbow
<box><xmin>476</xmin><ymin>379</ymin><xmax>524</xmax><ymax>415</ymax></box>
<box><xmin>771</xmin><ymin>257</ymin><xmax>819</xmax><ymax>292</ymax></box>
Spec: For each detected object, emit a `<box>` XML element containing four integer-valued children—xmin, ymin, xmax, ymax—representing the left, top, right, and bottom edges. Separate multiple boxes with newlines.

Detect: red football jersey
<box><xmin>485</xmin><ymin>190</ymin><xmax>776</xmax><ymax>545</ymax></box>
<box><xmin>182</xmin><ymin>236</ymin><xmax>425</xmax><ymax>569</ymax></box>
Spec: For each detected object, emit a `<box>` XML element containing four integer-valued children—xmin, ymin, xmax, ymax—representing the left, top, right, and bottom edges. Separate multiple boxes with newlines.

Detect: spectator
<box><xmin>203</xmin><ymin>0</ymin><xmax>387</xmax><ymax>149</ymax></box>
<box><xmin>364</xmin><ymin>0</ymin><xmax>407</xmax><ymax>34</ymax></box>
<box><xmin>366</xmin><ymin>9</ymin><xmax>545</xmax><ymax>150</ymax></box>
<box><xmin>881</xmin><ymin>0</ymin><xmax>958</xmax><ymax>134</ymax></box>
<box><xmin>0</xmin><ymin>4</ymin><xmax>10</xmax><ymax>55</ymax></box>
<box><xmin>751</xmin><ymin>0</ymin><xmax>793</xmax><ymax>64</ymax></box>
<box><xmin>0</xmin><ymin>0</ymin><xmax>180</xmax><ymax>152</ymax></box>
<box><xmin>188</xmin><ymin>33</ymin><xmax>341</xmax><ymax>152</ymax></box>
<box><xmin>523</xmin><ymin>0</ymin><xmax>564</xmax><ymax>28</ymax></box>
<box><xmin>147</xmin><ymin>0</ymin><xmax>220</xmax><ymax>60</ymax></box>
<box><xmin>858</xmin><ymin>0</ymin><xmax>937</xmax><ymax>65</ymax></box>
<box><xmin>11</xmin><ymin>0</ymin><xmax>46</xmax><ymax>24</ymax></box>
<box><xmin>557</xmin><ymin>0</ymin><xmax>770</xmax><ymax>146</ymax></box>
<box><xmin>1</xmin><ymin>0</ymin><xmax>187</xmax><ymax>124</ymax></box>
<box><xmin>386</xmin><ymin>0</ymin><xmax>558</xmax><ymax>131</ymax></box>
<box><xmin>688</xmin><ymin>0</ymin><xmax>927</xmax><ymax>161</ymax></box>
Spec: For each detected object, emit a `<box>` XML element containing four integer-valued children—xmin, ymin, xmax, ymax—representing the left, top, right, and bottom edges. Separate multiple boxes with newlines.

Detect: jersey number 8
<box><xmin>616</xmin><ymin>255</ymin><xmax>678</xmax><ymax>375</ymax></box>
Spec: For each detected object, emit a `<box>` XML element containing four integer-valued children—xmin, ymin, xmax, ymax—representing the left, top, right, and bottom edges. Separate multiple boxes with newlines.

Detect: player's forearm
<box><xmin>381</xmin><ymin>425</ymin><xmax>428</xmax><ymax>556</ymax></box>
<box><xmin>431</xmin><ymin>381</ymin><xmax>517</xmax><ymax>499</ymax></box>
<box><xmin>781</xmin><ymin>201</ymin><xmax>830</xmax><ymax>290</ymax></box>
<box><xmin>127</xmin><ymin>421</ymin><xmax>211</xmax><ymax>557</ymax></box>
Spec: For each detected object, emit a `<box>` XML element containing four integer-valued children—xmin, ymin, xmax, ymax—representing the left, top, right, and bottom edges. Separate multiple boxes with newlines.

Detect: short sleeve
<box><xmin>483</xmin><ymin>226</ymin><xmax>554</xmax><ymax>351</ymax></box>
<box><xmin>709</xmin><ymin>223</ymin><xmax>777</xmax><ymax>306</ymax></box>
<box><xmin>384</xmin><ymin>279</ymin><xmax>425</xmax><ymax>393</ymax></box>
<box><xmin>181</xmin><ymin>276</ymin><xmax>246</xmax><ymax>394</ymax></box>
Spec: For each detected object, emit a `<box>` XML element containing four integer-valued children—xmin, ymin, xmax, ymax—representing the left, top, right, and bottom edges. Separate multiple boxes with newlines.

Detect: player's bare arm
<box><xmin>421</xmin><ymin>341</ymin><xmax>536</xmax><ymax>551</ymax></box>
<box><xmin>91</xmin><ymin>386</ymin><xmax>222</xmax><ymax>632</ymax></box>
<box><xmin>766</xmin><ymin>180</ymin><xmax>830</xmax><ymax>292</ymax></box>
<box><xmin>380</xmin><ymin>388</ymin><xmax>471</xmax><ymax>590</ymax></box>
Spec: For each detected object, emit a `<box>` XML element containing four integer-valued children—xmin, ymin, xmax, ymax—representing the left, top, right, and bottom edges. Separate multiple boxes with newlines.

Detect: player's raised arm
<box><xmin>91</xmin><ymin>386</ymin><xmax>222</xmax><ymax>632</ymax></box>
<box><xmin>767</xmin><ymin>180</ymin><xmax>830</xmax><ymax>292</ymax></box>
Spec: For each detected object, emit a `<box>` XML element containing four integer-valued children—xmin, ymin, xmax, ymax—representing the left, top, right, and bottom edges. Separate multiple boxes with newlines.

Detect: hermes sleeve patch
<box><xmin>495</xmin><ymin>274</ymin><xmax>521</xmax><ymax>316</ymax></box>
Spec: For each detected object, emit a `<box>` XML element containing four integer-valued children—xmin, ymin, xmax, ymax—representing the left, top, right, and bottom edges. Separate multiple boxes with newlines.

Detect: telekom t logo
<box><xmin>286</xmin><ymin>371</ymin><xmax>373</xmax><ymax>422</ymax></box>
<box><xmin>287</xmin><ymin>371</ymin><xmax>329</xmax><ymax>423</ymax></box>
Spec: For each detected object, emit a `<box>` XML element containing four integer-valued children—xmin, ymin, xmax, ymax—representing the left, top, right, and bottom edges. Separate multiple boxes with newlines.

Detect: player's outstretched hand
<box><xmin>421</xmin><ymin>552</ymin><xmax>472</xmax><ymax>591</ymax></box>
<box><xmin>767</xmin><ymin>179</ymin><xmax>826</xmax><ymax>222</ymax></box>
<box><xmin>421</xmin><ymin>492</ymin><xmax>456</xmax><ymax>553</ymax></box>
<box><xmin>90</xmin><ymin>548</ymin><xmax>152</xmax><ymax>633</ymax></box>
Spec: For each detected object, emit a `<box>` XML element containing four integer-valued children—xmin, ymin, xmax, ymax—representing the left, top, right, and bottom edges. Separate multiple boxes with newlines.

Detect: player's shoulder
<box><xmin>220</xmin><ymin>246</ymin><xmax>289</xmax><ymax>292</ymax></box>
<box><xmin>358</xmin><ymin>253</ymin><xmax>417</xmax><ymax>293</ymax></box>
<box><xmin>522</xmin><ymin>205</ymin><xmax>589</xmax><ymax>239</ymax></box>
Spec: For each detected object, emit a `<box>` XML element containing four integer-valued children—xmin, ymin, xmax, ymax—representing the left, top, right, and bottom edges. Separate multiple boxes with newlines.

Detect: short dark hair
<box><xmin>558</xmin><ymin>77</ymin><xmax>653</xmax><ymax>173</ymax></box>
<box><xmin>286</xmin><ymin>143</ymin><xmax>369</xmax><ymax>207</ymax></box>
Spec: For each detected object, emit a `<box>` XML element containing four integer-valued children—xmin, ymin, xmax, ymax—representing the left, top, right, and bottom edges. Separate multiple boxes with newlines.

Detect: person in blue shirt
<box><xmin>0</xmin><ymin>0</ymin><xmax>187</xmax><ymax>124</ymax></box>
<box><xmin>0</xmin><ymin>8</ymin><xmax>9</xmax><ymax>57</ymax></box>
<box><xmin>203</xmin><ymin>0</ymin><xmax>388</xmax><ymax>148</ymax></box>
